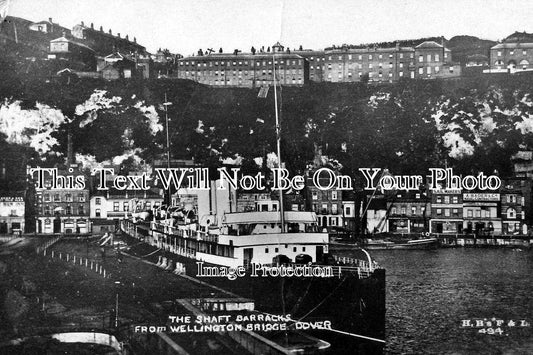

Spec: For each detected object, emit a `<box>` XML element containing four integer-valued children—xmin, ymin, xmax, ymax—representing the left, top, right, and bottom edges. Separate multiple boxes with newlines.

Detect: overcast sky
<box><xmin>8</xmin><ymin>0</ymin><xmax>533</xmax><ymax>55</ymax></box>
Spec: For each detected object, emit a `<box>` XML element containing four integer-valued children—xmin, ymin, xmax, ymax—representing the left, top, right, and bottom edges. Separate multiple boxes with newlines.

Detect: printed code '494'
<box><xmin>478</xmin><ymin>328</ymin><xmax>504</xmax><ymax>335</ymax></box>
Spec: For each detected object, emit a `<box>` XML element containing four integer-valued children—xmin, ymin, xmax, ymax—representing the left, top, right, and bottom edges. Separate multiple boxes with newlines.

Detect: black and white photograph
<box><xmin>0</xmin><ymin>0</ymin><xmax>532</xmax><ymax>354</ymax></box>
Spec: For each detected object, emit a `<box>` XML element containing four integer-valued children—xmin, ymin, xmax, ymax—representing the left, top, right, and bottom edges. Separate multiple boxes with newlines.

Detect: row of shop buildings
<box><xmin>2</xmin><ymin>158</ymin><xmax>531</xmax><ymax>236</ymax></box>
<box><xmin>366</xmin><ymin>177</ymin><xmax>531</xmax><ymax>236</ymax></box>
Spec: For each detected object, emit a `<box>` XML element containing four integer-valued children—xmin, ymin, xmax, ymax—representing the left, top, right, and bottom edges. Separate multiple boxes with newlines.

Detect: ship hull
<box><xmin>363</xmin><ymin>237</ymin><xmax>439</xmax><ymax>250</ymax></box>
<box><xmin>121</xmin><ymin>224</ymin><xmax>386</xmax><ymax>354</ymax></box>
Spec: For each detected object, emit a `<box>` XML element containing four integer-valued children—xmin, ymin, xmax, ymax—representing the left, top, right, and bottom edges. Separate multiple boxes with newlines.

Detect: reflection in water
<box><xmin>343</xmin><ymin>248</ymin><xmax>533</xmax><ymax>354</ymax></box>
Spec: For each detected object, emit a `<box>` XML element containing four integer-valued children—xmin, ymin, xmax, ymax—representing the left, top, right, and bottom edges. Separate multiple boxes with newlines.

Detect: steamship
<box><xmin>122</xmin><ymin>43</ymin><xmax>385</xmax><ymax>353</ymax></box>
<box><xmin>121</xmin><ymin>194</ymin><xmax>386</xmax><ymax>354</ymax></box>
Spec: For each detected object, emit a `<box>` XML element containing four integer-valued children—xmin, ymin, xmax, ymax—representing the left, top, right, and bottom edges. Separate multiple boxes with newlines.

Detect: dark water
<box><xmin>346</xmin><ymin>248</ymin><xmax>533</xmax><ymax>354</ymax></box>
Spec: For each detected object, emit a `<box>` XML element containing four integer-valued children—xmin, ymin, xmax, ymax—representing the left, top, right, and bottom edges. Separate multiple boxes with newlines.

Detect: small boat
<box><xmin>363</xmin><ymin>237</ymin><xmax>439</xmax><ymax>250</ymax></box>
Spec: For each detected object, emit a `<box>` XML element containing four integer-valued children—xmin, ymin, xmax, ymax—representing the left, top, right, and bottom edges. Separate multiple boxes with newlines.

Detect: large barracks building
<box><xmin>176</xmin><ymin>40</ymin><xmax>461</xmax><ymax>87</ymax></box>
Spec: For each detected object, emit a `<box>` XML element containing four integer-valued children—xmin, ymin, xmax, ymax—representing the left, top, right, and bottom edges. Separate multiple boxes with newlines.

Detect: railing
<box><xmin>258</xmin><ymin>258</ymin><xmax>377</xmax><ymax>279</ymax></box>
<box><xmin>332</xmin><ymin>255</ymin><xmax>377</xmax><ymax>272</ymax></box>
<box><xmin>152</xmin><ymin>221</ymin><xmax>219</xmax><ymax>243</ymax></box>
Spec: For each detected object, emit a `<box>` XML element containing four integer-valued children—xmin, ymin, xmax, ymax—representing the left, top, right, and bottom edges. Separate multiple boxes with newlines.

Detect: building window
<box><xmin>452</xmin><ymin>208</ymin><xmax>459</xmax><ymax>216</ymax></box>
<box><xmin>312</xmin><ymin>191</ymin><xmax>318</xmax><ymax>200</ymax></box>
<box><xmin>475</xmin><ymin>210</ymin><xmax>481</xmax><ymax>218</ymax></box>
<box><xmin>123</xmin><ymin>202</ymin><xmax>129</xmax><ymax>211</ymax></box>
<box><xmin>444</xmin><ymin>196</ymin><xmax>450</xmax><ymax>204</ymax></box>
<box><xmin>332</xmin><ymin>204</ymin><xmax>338</xmax><ymax>214</ymax></box>
<box><xmin>401</xmin><ymin>207</ymin><xmax>406</xmax><ymax>215</ymax></box>
<box><xmin>411</xmin><ymin>206</ymin><xmax>417</xmax><ymax>215</ymax></box>
<box><xmin>437</xmin><ymin>208</ymin><xmax>442</xmax><ymax>215</ymax></box>
<box><xmin>453</xmin><ymin>196</ymin><xmax>458</xmax><ymax>204</ymax></box>
<box><xmin>44</xmin><ymin>206</ymin><xmax>51</xmax><ymax>216</ymax></box>
<box><xmin>345</xmin><ymin>206</ymin><xmax>351</xmax><ymax>216</ymax></box>
<box><xmin>44</xmin><ymin>193</ymin><xmax>50</xmax><ymax>202</ymax></box>
<box><xmin>435</xmin><ymin>54</ymin><xmax>440</xmax><ymax>62</ymax></box>
<box><xmin>54</xmin><ymin>194</ymin><xmax>60</xmax><ymax>202</ymax></box>
<box><xmin>95</xmin><ymin>197</ymin><xmax>101</xmax><ymax>205</ymax></box>
<box><xmin>497</xmin><ymin>51</ymin><xmax>502</xmax><ymax>57</ymax></box>
<box><xmin>391</xmin><ymin>207</ymin><xmax>397</xmax><ymax>215</ymax></box>
<box><xmin>436</xmin><ymin>196</ymin><xmax>442</xmax><ymax>203</ymax></box>
<box><xmin>95</xmin><ymin>208</ymin><xmax>101</xmax><ymax>217</ymax></box>
<box><xmin>78</xmin><ymin>205</ymin><xmax>84</xmax><ymax>215</ymax></box>
<box><xmin>444</xmin><ymin>209</ymin><xmax>450</xmax><ymax>217</ymax></box>
<box><xmin>419</xmin><ymin>55</ymin><xmax>423</xmax><ymax>63</ymax></box>
<box><xmin>418</xmin><ymin>67</ymin><xmax>423</xmax><ymax>75</ymax></box>
<box><xmin>78</xmin><ymin>193</ymin><xmax>85</xmax><ymax>202</ymax></box>
<box><xmin>467</xmin><ymin>210</ymin><xmax>473</xmax><ymax>217</ymax></box>
<box><xmin>369</xmin><ymin>54</ymin><xmax>372</xmax><ymax>60</ymax></box>
<box><xmin>332</xmin><ymin>191</ymin><xmax>338</xmax><ymax>200</ymax></box>
<box><xmin>113</xmin><ymin>202</ymin><xmax>119</xmax><ymax>212</ymax></box>
<box><xmin>507</xmin><ymin>207</ymin><xmax>516</xmax><ymax>219</ymax></box>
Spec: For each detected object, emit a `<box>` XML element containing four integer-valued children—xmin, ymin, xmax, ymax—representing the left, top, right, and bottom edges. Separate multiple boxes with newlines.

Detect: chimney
<box><xmin>109</xmin><ymin>29</ymin><xmax>112</xmax><ymax>35</ymax></box>
<box><xmin>81</xmin><ymin>21</ymin><xmax>84</xmax><ymax>26</ymax></box>
<box><xmin>125</xmin><ymin>34</ymin><xmax>129</xmax><ymax>41</ymax></box>
<box><xmin>117</xmin><ymin>32</ymin><xmax>120</xmax><ymax>38</ymax></box>
<box><xmin>100</xmin><ymin>25</ymin><xmax>103</xmax><ymax>32</ymax></box>
<box><xmin>91</xmin><ymin>22</ymin><xmax>94</xmax><ymax>29</ymax></box>
<box><xmin>49</xmin><ymin>17</ymin><xmax>53</xmax><ymax>23</ymax></box>
<box><xmin>134</xmin><ymin>37</ymin><xmax>136</xmax><ymax>43</ymax></box>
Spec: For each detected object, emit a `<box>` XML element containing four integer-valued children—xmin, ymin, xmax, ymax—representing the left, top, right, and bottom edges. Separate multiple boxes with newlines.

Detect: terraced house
<box><xmin>34</xmin><ymin>165</ymin><xmax>90</xmax><ymax>234</ymax></box>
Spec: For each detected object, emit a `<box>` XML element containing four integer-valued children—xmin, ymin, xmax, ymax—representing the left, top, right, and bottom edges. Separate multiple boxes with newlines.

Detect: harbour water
<box><xmin>341</xmin><ymin>248</ymin><xmax>533</xmax><ymax>354</ymax></box>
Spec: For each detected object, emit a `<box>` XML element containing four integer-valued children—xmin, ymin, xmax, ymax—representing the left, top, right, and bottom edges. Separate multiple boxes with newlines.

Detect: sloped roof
<box><xmin>50</xmin><ymin>36</ymin><xmax>95</xmax><ymax>51</ymax></box>
<box><xmin>503</xmin><ymin>31</ymin><xmax>533</xmax><ymax>43</ymax></box>
<box><xmin>492</xmin><ymin>42</ymin><xmax>533</xmax><ymax>49</ymax></box>
<box><xmin>105</xmin><ymin>52</ymin><xmax>125</xmax><ymax>60</ymax></box>
<box><xmin>415</xmin><ymin>41</ymin><xmax>444</xmax><ymax>48</ymax></box>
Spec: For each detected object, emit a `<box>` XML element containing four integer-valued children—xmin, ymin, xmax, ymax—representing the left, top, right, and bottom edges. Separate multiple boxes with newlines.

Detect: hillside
<box><xmin>447</xmin><ymin>35</ymin><xmax>496</xmax><ymax>64</ymax></box>
<box><xmin>2</xmin><ymin>49</ymin><xmax>533</xmax><ymax>181</ymax></box>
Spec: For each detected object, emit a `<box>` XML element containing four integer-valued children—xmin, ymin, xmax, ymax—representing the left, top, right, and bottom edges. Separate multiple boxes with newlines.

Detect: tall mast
<box><xmin>163</xmin><ymin>94</ymin><xmax>172</xmax><ymax>206</ymax></box>
<box><xmin>272</xmin><ymin>44</ymin><xmax>285</xmax><ymax>233</ymax></box>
